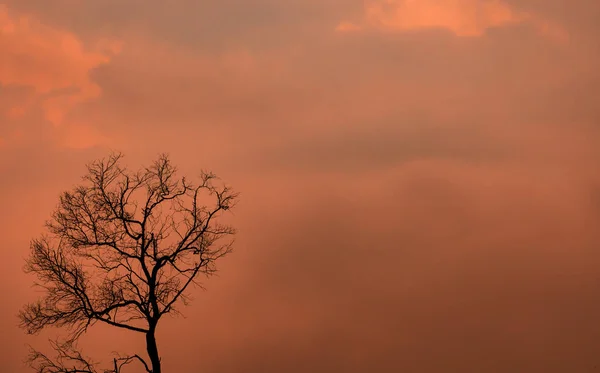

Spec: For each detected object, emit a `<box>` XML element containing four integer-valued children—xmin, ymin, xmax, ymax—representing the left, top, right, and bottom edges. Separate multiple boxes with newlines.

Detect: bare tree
<box><xmin>19</xmin><ymin>153</ymin><xmax>238</xmax><ymax>373</ymax></box>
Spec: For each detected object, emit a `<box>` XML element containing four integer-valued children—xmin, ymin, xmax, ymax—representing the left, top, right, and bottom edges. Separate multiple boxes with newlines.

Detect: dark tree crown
<box><xmin>19</xmin><ymin>152</ymin><xmax>238</xmax><ymax>373</ymax></box>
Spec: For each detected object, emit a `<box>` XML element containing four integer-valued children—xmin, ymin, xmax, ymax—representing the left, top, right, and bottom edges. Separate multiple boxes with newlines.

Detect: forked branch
<box><xmin>20</xmin><ymin>153</ymin><xmax>238</xmax><ymax>373</ymax></box>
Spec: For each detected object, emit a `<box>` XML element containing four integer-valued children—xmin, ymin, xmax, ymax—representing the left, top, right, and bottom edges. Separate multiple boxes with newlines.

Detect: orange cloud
<box><xmin>59</xmin><ymin>123</ymin><xmax>110</xmax><ymax>149</ymax></box>
<box><xmin>0</xmin><ymin>5</ymin><xmax>121</xmax><ymax>131</ymax></box>
<box><xmin>6</xmin><ymin>105</ymin><xmax>27</xmax><ymax>119</ymax></box>
<box><xmin>337</xmin><ymin>0</ymin><xmax>567</xmax><ymax>41</ymax></box>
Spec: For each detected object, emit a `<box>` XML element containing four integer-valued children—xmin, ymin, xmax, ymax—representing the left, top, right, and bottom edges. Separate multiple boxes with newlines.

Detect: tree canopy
<box><xmin>19</xmin><ymin>153</ymin><xmax>238</xmax><ymax>373</ymax></box>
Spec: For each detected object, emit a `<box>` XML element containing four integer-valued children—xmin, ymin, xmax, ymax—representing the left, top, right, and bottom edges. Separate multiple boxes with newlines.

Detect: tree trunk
<box><xmin>146</xmin><ymin>328</ymin><xmax>161</xmax><ymax>373</ymax></box>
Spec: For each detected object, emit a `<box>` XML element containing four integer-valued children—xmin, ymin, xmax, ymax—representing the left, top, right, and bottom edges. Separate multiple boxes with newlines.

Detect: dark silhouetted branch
<box><xmin>20</xmin><ymin>152</ymin><xmax>237</xmax><ymax>373</ymax></box>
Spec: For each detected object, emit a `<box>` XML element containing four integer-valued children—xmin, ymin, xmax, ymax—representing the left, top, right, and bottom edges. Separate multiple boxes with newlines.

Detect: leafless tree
<box><xmin>19</xmin><ymin>153</ymin><xmax>238</xmax><ymax>373</ymax></box>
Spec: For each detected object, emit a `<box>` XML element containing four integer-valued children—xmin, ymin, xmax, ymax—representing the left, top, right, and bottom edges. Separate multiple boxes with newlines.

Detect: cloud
<box><xmin>0</xmin><ymin>4</ymin><xmax>121</xmax><ymax>146</ymax></box>
<box><xmin>157</xmin><ymin>161</ymin><xmax>600</xmax><ymax>372</ymax></box>
<box><xmin>1</xmin><ymin>1</ymin><xmax>599</xmax><ymax>372</ymax></box>
<box><xmin>337</xmin><ymin>0</ymin><xmax>567</xmax><ymax>41</ymax></box>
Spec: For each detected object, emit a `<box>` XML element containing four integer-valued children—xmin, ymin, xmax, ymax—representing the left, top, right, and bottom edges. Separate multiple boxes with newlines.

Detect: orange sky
<box><xmin>1</xmin><ymin>1</ymin><xmax>600</xmax><ymax>372</ymax></box>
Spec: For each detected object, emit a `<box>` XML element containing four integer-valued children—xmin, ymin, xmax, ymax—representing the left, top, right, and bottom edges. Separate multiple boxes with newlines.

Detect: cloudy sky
<box><xmin>1</xmin><ymin>1</ymin><xmax>600</xmax><ymax>372</ymax></box>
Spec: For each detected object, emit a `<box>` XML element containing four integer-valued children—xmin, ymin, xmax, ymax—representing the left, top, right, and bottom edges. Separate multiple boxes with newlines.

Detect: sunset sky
<box><xmin>1</xmin><ymin>1</ymin><xmax>600</xmax><ymax>372</ymax></box>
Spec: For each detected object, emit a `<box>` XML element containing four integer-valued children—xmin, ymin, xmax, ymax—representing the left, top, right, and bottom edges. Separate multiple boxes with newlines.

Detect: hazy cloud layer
<box><xmin>1</xmin><ymin>1</ymin><xmax>600</xmax><ymax>372</ymax></box>
<box><xmin>0</xmin><ymin>4</ymin><xmax>120</xmax><ymax>148</ymax></box>
<box><xmin>337</xmin><ymin>0</ymin><xmax>567</xmax><ymax>42</ymax></box>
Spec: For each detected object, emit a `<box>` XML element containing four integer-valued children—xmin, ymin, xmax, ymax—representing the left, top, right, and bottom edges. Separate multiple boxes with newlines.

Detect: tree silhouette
<box><xmin>19</xmin><ymin>153</ymin><xmax>238</xmax><ymax>373</ymax></box>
